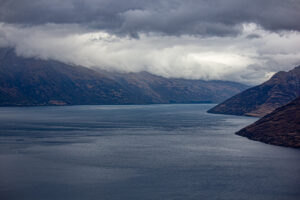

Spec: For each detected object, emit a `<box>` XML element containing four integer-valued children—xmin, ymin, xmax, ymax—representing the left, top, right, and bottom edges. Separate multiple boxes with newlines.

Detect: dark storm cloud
<box><xmin>0</xmin><ymin>0</ymin><xmax>299</xmax><ymax>36</ymax></box>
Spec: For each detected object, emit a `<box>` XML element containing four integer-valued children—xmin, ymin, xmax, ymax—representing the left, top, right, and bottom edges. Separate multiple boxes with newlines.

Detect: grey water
<box><xmin>0</xmin><ymin>104</ymin><xmax>299</xmax><ymax>200</ymax></box>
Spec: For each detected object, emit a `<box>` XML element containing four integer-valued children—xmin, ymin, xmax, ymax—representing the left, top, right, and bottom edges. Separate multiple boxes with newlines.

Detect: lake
<box><xmin>0</xmin><ymin>104</ymin><xmax>299</xmax><ymax>200</ymax></box>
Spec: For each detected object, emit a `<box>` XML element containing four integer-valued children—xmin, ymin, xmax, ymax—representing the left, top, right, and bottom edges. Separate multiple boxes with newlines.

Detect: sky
<box><xmin>0</xmin><ymin>0</ymin><xmax>300</xmax><ymax>85</ymax></box>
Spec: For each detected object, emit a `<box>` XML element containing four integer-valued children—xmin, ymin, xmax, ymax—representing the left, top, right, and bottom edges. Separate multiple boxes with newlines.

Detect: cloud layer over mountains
<box><xmin>0</xmin><ymin>0</ymin><xmax>300</xmax><ymax>84</ymax></box>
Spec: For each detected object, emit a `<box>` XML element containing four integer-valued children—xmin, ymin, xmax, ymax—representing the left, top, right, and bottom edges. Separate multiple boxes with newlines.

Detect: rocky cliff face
<box><xmin>236</xmin><ymin>97</ymin><xmax>300</xmax><ymax>148</ymax></box>
<box><xmin>208</xmin><ymin>66</ymin><xmax>300</xmax><ymax>117</ymax></box>
<box><xmin>0</xmin><ymin>48</ymin><xmax>248</xmax><ymax>106</ymax></box>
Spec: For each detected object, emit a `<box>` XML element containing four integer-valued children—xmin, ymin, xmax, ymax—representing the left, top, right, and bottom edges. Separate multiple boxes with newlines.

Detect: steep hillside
<box><xmin>0</xmin><ymin>48</ymin><xmax>248</xmax><ymax>106</ymax></box>
<box><xmin>236</xmin><ymin>97</ymin><xmax>300</xmax><ymax>148</ymax></box>
<box><xmin>98</xmin><ymin>70</ymin><xmax>247</xmax><ymax>103</ymax></box>
<box><xmin>208</xmin><ymin>66</ymin><xmax>300</xmax><ymax>117</ymax></box>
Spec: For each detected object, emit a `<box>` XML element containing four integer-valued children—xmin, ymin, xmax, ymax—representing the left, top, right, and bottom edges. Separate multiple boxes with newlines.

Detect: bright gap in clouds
<box><xmin>0</xmin><ymin>23</ymin><xmax>300</xmax><ymax>85</ymax></box>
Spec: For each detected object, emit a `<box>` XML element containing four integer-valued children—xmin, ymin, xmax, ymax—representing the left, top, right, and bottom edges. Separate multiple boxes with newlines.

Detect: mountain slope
<box><xmin>236</xmin><ymin>97</ymin><xmax>300</xmax><ymax>148</ymax></box>
<box><xmin>97</xmin><ymin>69</ymin><xmax>248</xmax><ymax>103</ymax></box>
<box><xmin>0</xmin><ymin>48</ymin><xmax>248</xmax><ymax>106</ymax></box>
<box><xmin>208</xmin><ymin>66</ymin><xmax>300</xmax><ymax>117</ymax></box>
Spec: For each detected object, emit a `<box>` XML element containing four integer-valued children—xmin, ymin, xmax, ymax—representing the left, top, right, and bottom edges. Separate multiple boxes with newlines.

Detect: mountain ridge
<box><xmin>0</xmin><ymin>48</ymin><xmax>248</xmax><ymax>106</ymax></box>
<box><xmin>207</xmin><ymin>66</ymin><xmax>300</xmax><ymax>117</ymax></box>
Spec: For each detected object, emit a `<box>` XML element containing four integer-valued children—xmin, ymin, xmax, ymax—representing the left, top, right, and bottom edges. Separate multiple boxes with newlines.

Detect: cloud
<box><xmin>0</xmin><ymin>0</ymin><xmax>300</xmax><ymax>36</ymax></box>
<box><xmin>1</xmin><ymin>23</ymin><xmax>299</xmax><ymax>85</ymax></box>
<box><xmin>0</xmin><ymin>0</ymin><xmax>299</xmax><ymax>85</ymax></box>
<box><xmin>246</xmin><ymin>34</ymin><xmax>261</xmax><ymax>39</ymax></box>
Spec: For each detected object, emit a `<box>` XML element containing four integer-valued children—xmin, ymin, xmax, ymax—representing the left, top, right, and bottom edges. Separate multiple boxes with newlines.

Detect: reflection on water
<box><xmin>0</xmin><ymin>104</ymin><xmax>299</xmax><ymax>200</ymax></box>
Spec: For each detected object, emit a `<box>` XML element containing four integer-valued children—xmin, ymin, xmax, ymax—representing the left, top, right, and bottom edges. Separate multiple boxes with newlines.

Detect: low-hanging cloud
<box><xmin>0</xmin><ymin>23</ymin><xmax>299</xmax><ymax>85</ymax></box>
<box><xmin>0</xmin><ymin>0</ymin><xmax>300</xmax><ymax>85</ymax></box>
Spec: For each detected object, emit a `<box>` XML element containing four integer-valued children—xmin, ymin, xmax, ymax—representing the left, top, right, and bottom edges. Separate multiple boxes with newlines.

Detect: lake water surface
<box><xmin>0</xmin><ymin>104</ymin><xmax>299</xmax><ymax>200</ymax></box>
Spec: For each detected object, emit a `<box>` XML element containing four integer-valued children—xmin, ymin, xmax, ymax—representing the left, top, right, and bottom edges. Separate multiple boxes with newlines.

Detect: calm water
<box><xmin>0</xmin><ymin>104</ymin><xmax>299</xmax><ymax>200</ymax></box>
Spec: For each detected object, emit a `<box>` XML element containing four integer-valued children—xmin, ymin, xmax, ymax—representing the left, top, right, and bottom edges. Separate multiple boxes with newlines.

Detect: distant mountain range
<box><xmin>0</xmin><ymin>48</ymin><xmax>248</xmax><ymax>106</ymax></box>
<box><xmin>208</xmin><ymin>66</ymin><xmax>300</xmax><ymax>117</ymax></box>
<box><xmin>2</xmin><ymin>48</ymin><xmax>299</xmax><ymax>148</ymax></box>
<box><xmin>236</xmin><ymin>97</ymin><xmax>300</xmax><ymax>148</ymax></box>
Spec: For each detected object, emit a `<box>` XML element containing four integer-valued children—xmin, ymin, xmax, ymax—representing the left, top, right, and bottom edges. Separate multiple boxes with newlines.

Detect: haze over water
<box><xmin>0</xmin><ymin>104</ymin><xmax>299</xmax><ymax>200</ymax></box>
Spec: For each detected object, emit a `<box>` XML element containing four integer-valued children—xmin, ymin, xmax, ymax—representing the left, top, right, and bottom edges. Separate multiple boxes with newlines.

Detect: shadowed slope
<box><xmin>236</xmin><ymin>97</ymin><xmax>300</xmax><ymax>148</ymax></box>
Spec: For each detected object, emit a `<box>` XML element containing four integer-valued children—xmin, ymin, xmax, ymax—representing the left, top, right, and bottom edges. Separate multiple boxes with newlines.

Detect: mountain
<box><xmin>94</xmin><ymin>69</ymin><xmax>248</xmax><ymax>103</ymax></box>
<box><xmin>0</xmin><ymin>48</ymin><xmax>248</xmax><ymax>106</ymax></box>
<box><xmin>236</xmin><ymin>97</ymin><xmax>300</xmax><ymax>148</ymax></box>
<box><xmin>208</xmin><ymin>66</ymin><xmax>300</xmax><ymax>117</ymax></box>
